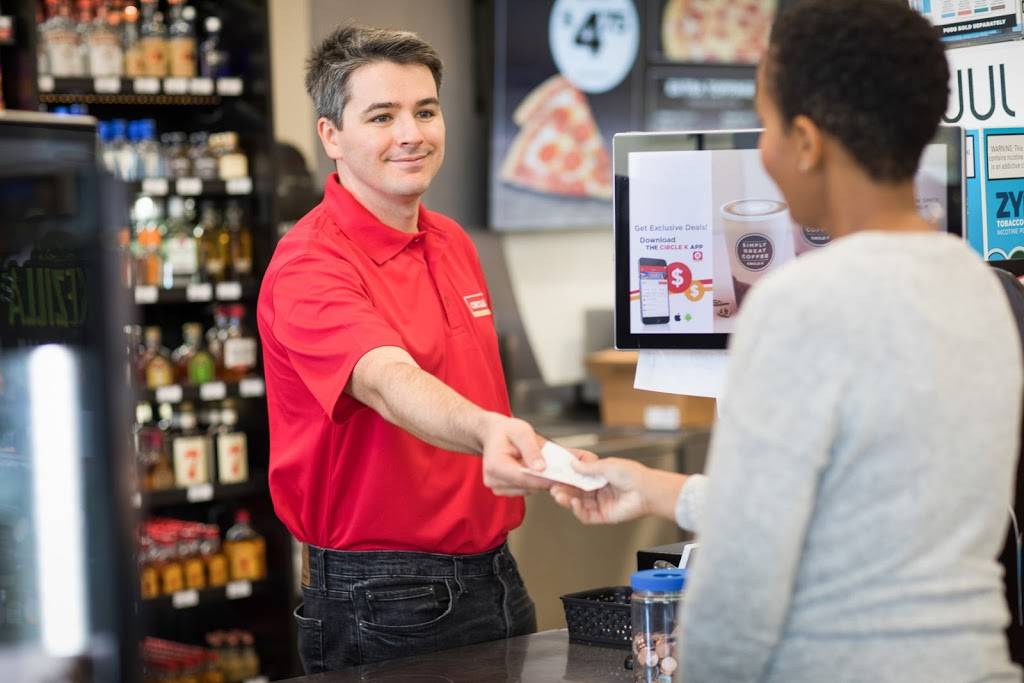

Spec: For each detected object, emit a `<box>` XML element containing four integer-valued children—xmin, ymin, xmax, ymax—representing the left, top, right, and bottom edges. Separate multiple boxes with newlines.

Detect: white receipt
<box><xmin>520</xmin><ymin>441</ymin><xmax>608</xmax><ymax>492</ymax></box>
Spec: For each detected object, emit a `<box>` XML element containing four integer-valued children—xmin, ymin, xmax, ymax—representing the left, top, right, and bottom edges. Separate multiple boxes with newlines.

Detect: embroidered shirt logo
<box><xmin>463</xmin><ymin>293</ymin><xmax>492</xmax><ymax>318</ymax></box>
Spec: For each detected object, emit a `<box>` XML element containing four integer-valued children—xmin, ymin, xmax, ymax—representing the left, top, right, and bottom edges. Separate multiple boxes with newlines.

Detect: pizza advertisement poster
<box><xmin>490</xmin><ymin>0</ymin><xmax>643</xmax><ymax>231</ymax></box>
<box><xmin>909</xmin><ymin>0</ymin><xmax>1023</xmax><ymax>44</ymax></box>
<box><xmin>655</xmin><ymin>0</ymin><xmax>778</xmax><ymax>65</ymax></box>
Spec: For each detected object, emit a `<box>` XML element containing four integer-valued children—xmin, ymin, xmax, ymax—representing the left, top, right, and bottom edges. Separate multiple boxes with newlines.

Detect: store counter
<box><xmin>278</xmin><ymin>629</ymin><xmax>629</xmax><ymax>682</ymax></box>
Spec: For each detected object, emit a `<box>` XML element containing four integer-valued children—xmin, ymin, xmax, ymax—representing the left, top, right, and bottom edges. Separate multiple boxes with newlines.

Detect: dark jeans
<box><xmin>294</xmin><ymin>542</ymin><xmax>537</xmax><ymax>672</ymax></box>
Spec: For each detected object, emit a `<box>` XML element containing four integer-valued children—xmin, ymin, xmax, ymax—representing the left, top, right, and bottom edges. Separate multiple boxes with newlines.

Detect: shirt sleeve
<box><xmin>674</xmin><ymin>473</ymin><xmax>709</xmax><ymax>532</ymax></box>
<box><xmin>678</xmin><ymin>276</ymin><xmax>849</xmax><ymax>682</ymax></box>
<box><xmin>270</xmin><ymin>252</ymin><xmax>405</xmax><ymax>422</ymax></box>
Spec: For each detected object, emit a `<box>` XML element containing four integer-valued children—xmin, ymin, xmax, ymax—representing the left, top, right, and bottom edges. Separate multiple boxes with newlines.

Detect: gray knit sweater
<box><xmin>674</xmin><ymin>231</ymin><xmax>1024</xmax><ymax>682</ymax></box>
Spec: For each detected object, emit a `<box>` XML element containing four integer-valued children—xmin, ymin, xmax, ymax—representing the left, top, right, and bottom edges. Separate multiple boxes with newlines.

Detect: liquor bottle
<box><xmin>223</xmin><ymin>509</ymin><xmax>265</xmax><ymax>581</ymax></box>
<box><xmin>134</xmin><ymin>224</ymin><xmax>163</xmax><ymax>287</ymax></box>
<box><xmin>214</xmin><ymin>131</ymin><xmax>248</xmax><ymax>180</ymax></box>
<box><xmin>189</xmin><ymin>131</ymin><xmax>218</xmax><ymax>181</ymax></box>
<box><xmin>74</xmin><ymin>0</ymin><xmax>93</xmax><ymax>77</ymax></box>
<box><xmin>196</xmin><ymin>202</ymin><xmax>227</xmax><ymax>282</ymax></box>
<box><xmin>205</xmin><ymin>305</ymin><xmax>229</xmax><ymax>371</ymax></box>
<box><xmin>136</xmin><ymin>400</ymin><xmax>174</xmax><ymax>491</ymax></box>
<box><xmin>36</xmin><ymin>2</ymin><xmax>51</xmax><ymax>78</ymax></box>
<box><xmin>88</xmin><ymin>0</ymin><xmax>123</xmax><ymax>78</ymax></box>
<box><xmin>239</xmin><ymin>632</ymin><xmax>261</xmax><ymax>680</ymax></box>
<box><xmin>163</xmin><ymin>196</ymin><xmax>199</xmax><ymax>287</ymax></box>
<box><xmin>122</xmin><ymin>2</ymin><xmax>145</xmax><ymax>77</ymax></box>
<box><xmin>225</xmin><ymin>201</ymin><xmax>253</xmax><ymax>278</ymax></box>
<box><xmin>180</xmin><ymin>524</ymin><xmax>206</xmax><ymax>590</ymax></box>
<box><xmin>41</xmin><ymin>0</ymin><xmax>85</xmax><ymax>77</ymax></box>
<box><xmin>198</xmin><ymin>16</ymin><xmax>229</xmax><ymax>78</ymax></box>
<box><xmin>200</xmin><ymin>525</ymin><xmax>229</xmax><ymax>587</ymax></box>
<box><xmin>138</xmin><ymin>0</ymin><xmax>167</xmax><ymax>77</ymax></box>
<box><xmin>221</xmin><ymin>305</ymin><xmax>257</xmax><ymax>382</ymax></box>
<box><xmin>136</xmin><ymin>119</ymin><xmax>165</xmax><ymax>179</ymax></box>
<box><xmin>162</xmin><ymin>130</ymin><xmax>192</xmax><ymax>178</ymax></box>
<box><xmin>154</xmin><ymin>528</ymin><xmax>184</xmax><ymax>595</ymax></box>
<box><xmin>215</xmin><ymin>400</ymin><xmax>248</xmax><ymax>485</ymax></box>
<box><xmin>173</xmin><ymin>322</ymin><xmax>216</xmax><ymax>384</ymax></box>
<box><xmin>172</xmin><ymin>401</ymin><xmax>211</xmax><ymax>487</ymax></box>
<box><xmin>140</xmin><ymin>326</ymin><xmax>174</xmax><ymax>389</ymax></box>
<box><xmin>167</xmin><ymin>0</ymin><xmax>196</xmax><ymax>78</ymax></box>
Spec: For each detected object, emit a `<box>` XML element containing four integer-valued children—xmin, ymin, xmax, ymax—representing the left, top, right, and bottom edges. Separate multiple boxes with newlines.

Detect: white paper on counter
<box><xmin>634</xmin><ymin>349</ymin><xmax>730</xmax><ymax>398</ymax></box>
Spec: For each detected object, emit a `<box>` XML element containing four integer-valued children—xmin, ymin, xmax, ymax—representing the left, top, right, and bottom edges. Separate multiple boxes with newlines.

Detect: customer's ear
<box><xmin>790</xmin><ymin>114</ymin><xmax>823</xmax><ymax>174</ymax></box>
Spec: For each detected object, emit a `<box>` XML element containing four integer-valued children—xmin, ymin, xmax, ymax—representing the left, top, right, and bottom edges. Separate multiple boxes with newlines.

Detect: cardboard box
<box><xmin>585</xmin><ymin>350</ymin><xmax>715</xmax><ymax>429</ymax></box>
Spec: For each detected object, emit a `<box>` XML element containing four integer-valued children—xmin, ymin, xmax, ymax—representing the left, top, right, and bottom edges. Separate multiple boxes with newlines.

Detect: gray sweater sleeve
<box><xmin>677</xmin><ymin>275</ymin><xmax>849</xmax><ymax>682</ymax></box>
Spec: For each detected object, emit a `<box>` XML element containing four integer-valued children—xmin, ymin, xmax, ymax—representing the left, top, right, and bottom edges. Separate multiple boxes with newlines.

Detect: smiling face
<box><xmin>317</xmin><ymin>60</ymin><xmax>445</xmax><ymax>207</ymax></box>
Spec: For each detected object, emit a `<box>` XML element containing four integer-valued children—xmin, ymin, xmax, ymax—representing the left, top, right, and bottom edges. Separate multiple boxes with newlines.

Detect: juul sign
<box><xmin>944</xmin><ymin>42</ymin><xmax>1024</xmax><ymax>127</ymax></box>
<box><xmin>945</xmin><ymin>64</ymin><xmax>1016</xmax><ymax>123</ymax></box>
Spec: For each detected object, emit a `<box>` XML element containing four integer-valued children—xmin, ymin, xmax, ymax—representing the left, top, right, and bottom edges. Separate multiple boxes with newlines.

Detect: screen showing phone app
<box><xmin>639</xmin><ymin>261</ymin><xmax>670</xmax><ymax>323</ymax></box>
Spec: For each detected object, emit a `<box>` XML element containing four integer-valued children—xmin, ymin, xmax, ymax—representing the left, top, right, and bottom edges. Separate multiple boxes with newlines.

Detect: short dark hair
<box><xmin>305</xmin><ymin>24</ymin><xmax>443</xmax><ymax>125</ymax></box>
<box><xmin>765</xmin><ymin>0</ymin><xmax>949</xmax><ymax>182</ymax></box>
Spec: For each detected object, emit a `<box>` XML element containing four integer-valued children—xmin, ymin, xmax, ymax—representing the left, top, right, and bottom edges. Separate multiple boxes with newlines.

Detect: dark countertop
<box><xmin>278</xmin><ymin>630</ymin><xmax>631</xmax><ymax>682</ymax></box>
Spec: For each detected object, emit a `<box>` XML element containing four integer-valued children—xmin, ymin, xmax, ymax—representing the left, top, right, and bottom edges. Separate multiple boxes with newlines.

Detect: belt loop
<box><xmin>305</xmin><ymin>544</ymin><xmax>326</xmax><ymax>596</ymax></box>
<box><xmin>453</xmin><ymin>555</ymin><xmax>466</xmax><ymax>597</ymax></box>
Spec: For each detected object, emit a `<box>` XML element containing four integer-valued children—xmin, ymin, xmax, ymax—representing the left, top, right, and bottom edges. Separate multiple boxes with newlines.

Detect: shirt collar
<box><xmin>323</xmin><ymin>173</ymin><xmax>444</xmax><ymax>265</ymax></box>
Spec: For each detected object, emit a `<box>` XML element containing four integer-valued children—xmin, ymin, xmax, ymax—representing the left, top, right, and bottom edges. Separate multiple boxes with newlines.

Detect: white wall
<box><xmin>272</xmin><ymin>0</ymin><xmax>615</xmax><ymax>385</ymax></box>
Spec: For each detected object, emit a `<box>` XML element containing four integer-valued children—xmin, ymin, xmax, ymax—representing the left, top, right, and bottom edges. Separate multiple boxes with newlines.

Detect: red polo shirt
<box><xmin>257</xmin><ymin>174</ymin><xmax>524</xmax><ymax>554</ymax></box>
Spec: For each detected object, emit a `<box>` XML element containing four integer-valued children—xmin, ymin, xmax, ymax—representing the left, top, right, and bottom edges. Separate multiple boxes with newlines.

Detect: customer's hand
<box><xmin>479</xmin><ymin>413</ymin><xmax>552</xmax><ymax>497</ymax></box>
<box><xmin>550</xmin><ymin>456</ymin><xmax>652</xmax><ymax>524</ymax></box>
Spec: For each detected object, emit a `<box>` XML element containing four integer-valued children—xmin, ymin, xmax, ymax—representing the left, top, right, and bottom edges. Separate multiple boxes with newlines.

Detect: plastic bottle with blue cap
<box><xmin>630</xmin><ymin>568</ymin><xmax>686</xmax><ymax>682</ymax></box>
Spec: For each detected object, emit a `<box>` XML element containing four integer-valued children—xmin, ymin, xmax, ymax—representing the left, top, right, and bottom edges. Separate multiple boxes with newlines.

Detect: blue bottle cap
<box><xmin>630</xmin><ymin>568</ymin><xmax>687</xmax><ymax>592</ymax></box>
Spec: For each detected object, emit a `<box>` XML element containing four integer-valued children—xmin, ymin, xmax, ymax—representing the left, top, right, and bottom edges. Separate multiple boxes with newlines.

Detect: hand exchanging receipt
<box><xmin>549</xmin><ymin>454</ymin><xmax>690</xmax><ymax>526</ymax></box>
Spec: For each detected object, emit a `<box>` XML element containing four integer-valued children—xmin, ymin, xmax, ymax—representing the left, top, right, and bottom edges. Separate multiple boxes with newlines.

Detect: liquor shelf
<box><xmin>142</xmin><ymin>579</ymin><xmax>266</xmax><ymax>611</ymax></box>
<box><xmin>136</xmin><ymin>477</ymin><xmax>268</xmax><ymax>510</ymax></box>
<box><xmin>130</xmin><ymin>176</ymin><xmax>254</xmax><ymax>197</ymax></box>
<box><xmin>133</xmin><ymin>280</ymin><xmax>258</xmax><ymax>305</ymax></box>
<box><xmin>146</xmin><ymin>377</ymin><xmax>266</xmax><ymax>405</ymax></box>
<box><xmin>38</xmin><ymin>75</ymin><xmax>244</xmax><ymax>100</ymax></box>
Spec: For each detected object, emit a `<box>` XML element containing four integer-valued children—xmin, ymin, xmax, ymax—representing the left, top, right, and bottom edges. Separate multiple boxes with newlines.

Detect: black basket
<box><xmin>560</xmin><ymin>585</ymin><xmax>632</xmax><ymax>649</ymax></box>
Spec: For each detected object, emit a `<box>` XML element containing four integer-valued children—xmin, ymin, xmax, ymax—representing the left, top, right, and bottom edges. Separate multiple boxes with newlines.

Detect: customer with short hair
<box><xmin>552</xmin><ymin>1</ymin><xmax>1023</xmax><ymax>680</ymax></box>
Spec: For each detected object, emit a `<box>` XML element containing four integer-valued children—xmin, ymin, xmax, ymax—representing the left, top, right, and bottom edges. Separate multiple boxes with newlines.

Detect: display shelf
<box><xmin>133</xmin><ymin>280</ymin><xmax>258</xmax><ymax>305</ymax></box>
<box><xmin>37</xmin><ymin>75</ymin><xmax>244</xmax><ymax>102</ymax></box>
<box><xmin>135</xmin><ymin>477</ymin><xmax>268</xmax><ymax>510</ymax></box>
<box><xmin>145</xmin><ymin>377</ymin><xmax>266</xmax><ymax>405</ymax></box>
<box><xmin>131</xmin><ymin>176</ymin><xmax>254</xmax><ymax>197</ymax></box>
<box><xmin>142</xmin><ymin>579</ymin><xmax>266</xmax><ymax>611</ymax></box>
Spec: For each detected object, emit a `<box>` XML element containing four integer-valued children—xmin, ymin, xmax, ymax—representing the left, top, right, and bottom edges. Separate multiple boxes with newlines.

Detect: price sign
<box><xmin>199</xmin><ymin>381</ymin><xmax>227</xmax><ymax>401</ymax></box>
<box><xmin>217</xmin><ymin>77</ymin><xmax>244</xmax><ymax>96</ymax></box>
<box><xmin>226</xmin><ymin>177</ymin><xmax>253</xmax><ymax>195</ymax></box>
<box><xmin>186</xmin><ymin>282</ymin><xmax>213</xmax><ymax>302</ymax></box>
<box><xmin>142</xmin><ymin>177</ymin><xmax>169</xmax><ymax>196</ymax></box>
<box><xmin>190</xmin><ymin>77</ymin><xmax>214</xmax><ymax>95</ymax></box>
<box><xmin>163</xmin><ymin>77</ymin><xmax>189</xmax><ymax>94</ymax></box>
<box><xmin>133</xmin><ymin>77</ymin><xmax>160</xmax><ymax>94</ymax></box>
<box><xmin>155</xmin><ymin>384</ymin><xmax>184</xmax><ymax>403</ymax></box>
<box><xmin>176</xmin><ymin>177</ymin><xmax>203</xmax><ymax>196</ymax></box>
<box><xmin>238</xmin><ymin>377</ymin><xmax>265</xmax><ymax>397</ymax></box>
<box><xmin>131</xmin><ymin>492</ymin><xmax>142</xmax><ymax>509</ymax></box>
<box><xmin>226</xmin><ymin>580</ymin><xmax>253</xmax><ymax>600</ymax></box>
<box><xmin>172</xmin><ymin>589</ymin><xmax>200</xmax><ymax>609</ymax></box>
<box><xmin>186</xmin><ymin>483</ymin><xmax>214</xmax><ymax>502</ymax></box>
<box><xmin>38</xmin><ymin>76</ymin><xmax>55</xmax><ymax>93</ymax></box>
<box><xmin>548</xmin><ymin>0</ymin><xmax>639</xmax><ymax>94</ymax></box>
<box><xmin>94</xmin><ymin>77</ymin><xmax>121</xmax><ymax>94</ymax></box>
<box><xmin>216</xmin><ymin>281</ymin><xmax>243</xmax><ymax>301</ymax></box>
<box><xmin>134</xmin><ymin>285</ymin><xmax>158</xmax><ymax>304</ymax></box>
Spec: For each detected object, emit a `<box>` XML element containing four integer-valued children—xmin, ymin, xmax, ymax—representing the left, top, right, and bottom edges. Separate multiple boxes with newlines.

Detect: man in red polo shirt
<box><xmin>257</xmin><ymin>24</ymin><xmax>566</xmax><ymax>672</ymax></box>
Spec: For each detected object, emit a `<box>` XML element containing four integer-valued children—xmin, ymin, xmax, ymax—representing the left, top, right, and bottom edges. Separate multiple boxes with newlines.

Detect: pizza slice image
<box><xmin>500</xmin><ymin>75</ymin><xmax>613</xmax><ymax>201</ymax></box>
<box><xmin>661</xmin><ymin>0</ymin><xmax>777</xmax><ymax>65</ymax></box>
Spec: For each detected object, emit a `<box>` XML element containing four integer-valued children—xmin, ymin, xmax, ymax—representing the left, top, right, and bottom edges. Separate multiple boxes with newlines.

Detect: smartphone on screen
<box><xmin>639</xmin><ymin>257</ymin><xmax>670</xmax><ymax>325</ymax></box>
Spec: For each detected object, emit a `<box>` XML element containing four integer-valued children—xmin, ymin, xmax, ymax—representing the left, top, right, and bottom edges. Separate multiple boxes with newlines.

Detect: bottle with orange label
<box><xmin>138</xmin><ymin>0</ymin><xmax>167</xmax><ymax>77</ymax></box>
<box><xmin>172</xmin><ymin>402</ymin><xmax>212</xmax><ymax>488</ymax></box>
<box><xmin>140</xmin><ymin>326</ymin><xmax>175</xmax><ymax>389</ymax></box>
<box><xmin>223</xmin><ymin>509</ymin><xmax>265</xmax><ymax>581</ymax></box>
<box><xmin>180</xmin><ymin>524</ymin><xmax>207</xmax><ymax>591</ymax></box>
<box><xmin>200</xmin><ymin>525</ymin><xmax>229</xmax><ymax>588</ymax></box>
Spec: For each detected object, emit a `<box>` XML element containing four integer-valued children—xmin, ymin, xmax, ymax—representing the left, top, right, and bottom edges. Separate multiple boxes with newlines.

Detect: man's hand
<box><xmin>478</xmin><ymin>412</ymin><xmax>552</xmax><ymax>496</ymax></box>
<box><xmin>550</xmin><ymin>456</ymin><xmax>652</xmax><ymax>524</ymax></box>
